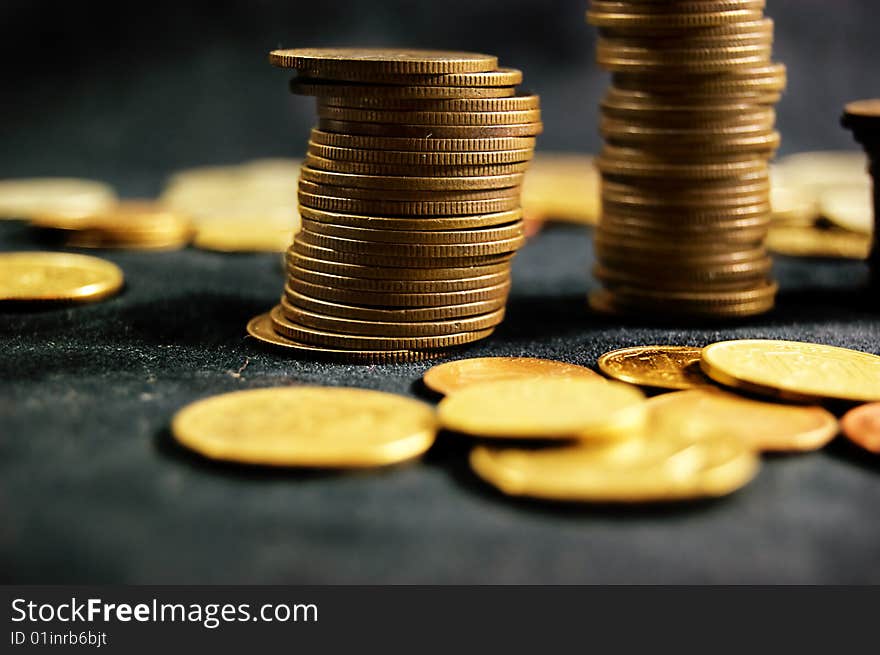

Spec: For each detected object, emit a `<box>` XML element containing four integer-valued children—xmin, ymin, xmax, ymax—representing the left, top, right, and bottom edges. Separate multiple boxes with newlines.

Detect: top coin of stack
<box><xmin>587</xmin><ymin>0</ymin><xmax>786</xmax><ymax>319</ymax></box>
<box><xmin>249</xmin><ymin>48</ymin><xmax>541</xmax><ymax>362</ymax></box>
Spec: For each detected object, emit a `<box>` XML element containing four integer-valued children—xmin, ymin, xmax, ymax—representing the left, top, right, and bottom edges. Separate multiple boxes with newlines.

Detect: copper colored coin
<box><xmin>288</xmin><ymin>250</ymin><xmax>510</xmax><ymax>280</ymax></box>
<box><xmin>841</xmin><ymin>403</ymin><xmax>880</xmax><ymax>454</ymax></box>
<box><xmin>288</xmin><ymin>277</ymin><xmax>510</xmax><ymax>307</ymax></box>
<box><xmin>423</xmin><ymin>357</ymin><xmax>603</xmax><ymax>395</ymax></box>
<box><xmin>309</xmin><ymin>129</ymin><xmax>536</xmax><ymax>152</ymax></box>
<box><xmin>297</xmin><ymin>179</ymin><xmax>521</xmax><ymax>201</ymax></box>
<box><xmin>306</xmin><ymin>142</ymin><xmax>535</xmax><ymax>165</ymax></box>
<box><xmin>292</xmin><ymin>238</ymin><xmax>514</xmax><ymax>268</ymax></box>
<box><xmin>291</xmin><ymin>79</ymin><xmax>516</xmax><ymax>99</ymax></box>
<box><xmin>303</xmin><ymin>154</ymin><xmax>531</xmax><ymax>177</ymax></box>
<box><xmin>269</xmin><ymin>48</ymin><xmax>498</xmax><ymax>74</ymax></box>
<box><xmin>317</xmin><ymin>119</ymin><xmax>543</xmax><ymax>139</ymax></box>
<box><xmin>298</xmin><ymin>205</ymin><xmax>523</xmax><ymax>231</ymax></box>
<box><xmin>300</xmin><ymin>166</ymin><xmax>524</xmax><ymax>191</ymax></box>
<box><xmin>316</xmin><ymin>105</ymin><xmax>541</xmax><ymax>126</ymax></box>
<box><xmin>301</xmin><ymin>67</ymin><xmax>522</xmax><ymax>87</ymax></box>
<box><xmin>299</xmin><ymin>218</ymin><xmax>523</xmax><ymax>244</ymax></box>
<box><xmin>298</xmin><ymin>229</ymin><xmax>525</xmax><ymax>257</ymax></box>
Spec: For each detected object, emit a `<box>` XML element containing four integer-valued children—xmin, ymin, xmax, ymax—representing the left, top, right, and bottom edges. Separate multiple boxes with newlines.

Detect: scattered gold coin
<box><xmin>469</xmin><ymin>432</ymin><xmax>759</xmax><ymax>503</ymax></box>
<box><xmin>820</xmin><ymin>184</ymin><xmax>873</xmax><ymax>235</ymax></box>
<box><xmin>437</xmin><ymin>377</ymin><xmax>645</xmax><ymax>439</ymax></box>
<box><xmin>765</xmin><ymin>224</ymin><xmax>870</xmax><ymax>259</ymax></box>
<box><xmin>701</xmin><ymin>339</ymin><xmax>880</xmax><ymax>402</ymax></box>
<box><xmin>0</xmin><ymin>251</ymin><xmax>123</xmax><ymax>302</ymax></box>
<box><xmin>0</xmin><ymin>178</ymin><xmax>116</xmax><ymax>220</ymax></box>
<box><xmin>172</xmin><ymin>386</ymin><xmax>436</xmax><ymax>468</ymax></box>
<box><xmin>521</xmin><ymin>153</ymin><xmax>600</xmax><ymax>225</ymax></box>
<box><xmin>423</xmin><ymin>357</ymin><xmax>602</xmax><ymax>395</ymax></box>
<box><xmin>597</xmin><ymin>345</ymin><xmax>713</xmax><ymax>390</ymax></box>
<box><xmin>841</xmin><ymin>403</ymin><xmax>880</xmax><ymax>454</ymax></box>
<box><xmin>646</xmin><ymin>388</ymin><xmax>838</xmax><ymax>452</ymax></box>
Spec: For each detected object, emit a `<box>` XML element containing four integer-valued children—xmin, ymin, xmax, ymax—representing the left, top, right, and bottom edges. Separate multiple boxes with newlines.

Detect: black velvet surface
<box><xmin>2</xmin><ymin>220</ymin><xmax>880</xmax><ymax>584</ymax></box>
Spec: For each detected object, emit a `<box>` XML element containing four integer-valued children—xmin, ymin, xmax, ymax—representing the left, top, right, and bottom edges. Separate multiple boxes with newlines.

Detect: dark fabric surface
<box><xmin>2</xmin><ymin>220</ymin><xmax>880</xmax><ymax>584</ymax></box>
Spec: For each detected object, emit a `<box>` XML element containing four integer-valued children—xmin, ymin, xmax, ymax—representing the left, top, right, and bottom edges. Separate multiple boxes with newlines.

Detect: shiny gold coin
<box><xmin>303</xmin><ymin>153</ymin><xmax>531</xmax><ymax>177</ymax></box>
<box><xmin>283</xmin><ymin>290</ymin><xmax>505</xmax><ymax>323</ymax></box>
<box><xmin>820</xmin><ymin>184</ymin><xmax>873</xmax><ymax>235</ymax></box>
<box><xmin>597</xmin><ymin>345</ymin><xmax>713</xmax><ymax>390</ymax></box>
<box><xmin>292</xmin><ymin>238</ymin><xmax>513</xmax><ymax>268</ymax></box>
<box><xmin>589</xmin><ymin>289</ymin><xmax>775</xmax><ymax>319</ymax></box>
<box><xmin>842</xmin><ymin>99</ymin><xmax>880</xmax><ymax>133</ymax></box>
<box><xmin>423</xmin><ymin>357</ymin><xmax>602</xmax><ymax>395</ymax></box>
<box><xmin>317</xmin><ymin>119</ymin><xmax>542</xmax><ymax>139</ymax></box>
<box><xmin>521</xmin><ymin>153</ymin><xmax>600</xmax><ymax>225</ymax></box>
<box><xmin>0</xmin><ymin>251</ymin><xmax>123</xmax><ymax>302</ymax></box>
<box><xmin>288</xmin><ymin>277</ymin><xmax>510</xmax><ymax>307</ymax></box>
<box><xmin>300</xmin><ymin>218</ymin><xmax>523</xmax><ymax>245</ymax></box>
<box><xmin>297</xmin><ymin>179</ymin><xmax>521</xmax><ymax>201</ymax></box>
<box><xmin>291</xmin><ymin>79</ymin><xmax>516</xmax><ymax>99</ymax></box>
<box><xmin>437</xmin><ymin>378</ymin><xmax>645</xmax><ymax>440</ymax></box>
<box><xmin>299</xmin><ymin>206</ymin><xmax>522</xmax><ymax>231</ymax></box>
<box><xmin>775</xmin><ymin>151</ymin><xmax>869</xmax><ymax>202</ymax></box>
<box><xmin>298</xmin><ymin>229</ymin><xmax>525</xmax><ymax>258</ymax></box>
<box><xmin>271</xmin><ymin>305</ymin><xmax>493</xmax><ymax>350</ymax></box>
<box><xmin>701</xmin><ymin>339</ymin><xmax>880</xmax><ymax>402</ymax></box>
<box><xmin>770</xmin><ymin>178</ymin><xmax>819</xmax><ymax>225</ymax></box>
<box><xmin>318</xmin><ymin>94</ymin><xmax>541</xmax><ymax>112</ymax></box>
<box><xmin>0</xmin><ymin>178</ymin><xmax>116</xmax><ymax>220</ymax></box>
<box><xmin>765</xmin><ymin>225</ymin><xmax>869</xmax><ymax>259</ymax></box>
<box><xmin>269</xmin><ymin>47</ymin><xmax>497</xmax><ymax>74</ymax></box>
<box><xmin>298</xmin><ymin>192</ymin><xmax>520</xmax><ymax>218</ymax></box>
<box><xmin>172</xmin><ymin>385</ymin><xmax>437</xmax><ymax>467</ymax></box>
<box><xmin>309</xmin><ymin>129</ymin><xmax>536</xmax><ymax>152</ymax></box>
<box><xmin>288</xmin><ymin>249</ymin><xmax>510</xmax><ymax>280</ymax></box>
<box><xmin>598</xmin><ymin>151</ymin><xmax>769</xmax><ymax>179</ymax></box>
<box><xmin>587</xmin><ymin>8</ymin><xmax>766</xmax><ymax>29</ymax></box>
<box><xmin>597</xmin><ymin>45</ymin><xmax>774</xmax><ymax>74</ymax></box>
<box><xmin>611</xmin><ymin>63</ymin><xmax>786</xmax><ymax>95</ymax></box>
<box><xmin>646</xmin><ymin>388</ymin><xmax>838</xmax><ymax>453</ymax></box>
<box><xmin>840</xmin><ymin>402</ymin><xmax>880</xmax><ymax>454</ymax></box>
<box><xmin>281</xmin><ymin>302</ymin><xmax>505</xmax><ymax>337</ymax></box>
<box><xmin>193</xmin><ymin>218</ymin><xmax>294</xmax><ymax>252</ymax></box>
<box><xmin>469</xmin><ymin>432</ymin><xmax>759</xmax><ymax>502</ymax></box>
<box><xmin>289</xmin><ymin>265</ymin><xmax>508</xmax><ymax>293</ymax></box>
<box><xmin>307</xmin><ymin>142</ymin><xmax>534</xmax><ymax>166</ymax></box>
<box><xmin>300</xmin><ymin>166</ymin><xmax>524</xmax><ymax>191</ymax></box>
<box><xmin>246</xmin><ymin>312</ymin><xmax>443</xmax><ymax>363</ymax></box>
<box><xmin>304</xmin><ymin>67</ymin><xmax>522</xmax><ymax>87</ymax></box>
<box><xmin>316</xmin><ymin>106</ymin><xmax>540</xmax><ymax>126</ymax></box>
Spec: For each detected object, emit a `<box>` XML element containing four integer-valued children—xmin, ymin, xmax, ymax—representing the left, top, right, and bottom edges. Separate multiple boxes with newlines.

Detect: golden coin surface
<box><xmin>423</xmin><ymin>357</ymin><xmax>602</xmax><ymax>395</ymax></box>
<box><xmin>172</xmin><ymin>385</ymin><xmax>437</xmax><ymax>467</ymax></box>
<box><xmin>291</xmin><ymin>79</ymin><xmax>515</xmax><ymax>99</ymax></box>
<box><xmin>309</xmin><ymin>129</ymin><xmax>536</xmax><ymax>152</ymax></box>
<box><xmin>646</xmin><ymin>388</ymin><xmax>839</xmax><ymax>452</ymax></box>
<box><xmin>0</xmin><ymin>252</ymin><xmax>123</xmax><ymax>302</ymax></box>
<box><xmin>437</xmin><ymin>378</ymin><xmax>645</xmax><ymax>439</ymax></box>
<box><xmin>306</xmin><ymin>67</ymin><xmax>523</xmax><ymax>87</ymax></box>
<box><xmin>775</xmin><ymin>151</ymin><xmax>869</xmax><ymax>201</ymax></box>
<box><xmin>316</xmin><ymin>106</ymin><xmax>540</xmax><ymax>126</ymax></box>
<box><xmin>246</xmin><ymin>312</ymin><xmax>442</xmax><ymax>363</ymax></box>
<box><xmin>820</xmin><ymin>185</ymin><xmax>873</xmax><ymax>235</ymax></box>
<box><xmin>765</xmin><ymin>225</ymin><xmax>869</xmax><ymax>259</ymax></box>
<box><xmin>316</xmin><ymin>119</ymin><xmax>541</xmax><ymax>139</ymax></box>
<box><xmin>319</xmin><ymin>94</ymin><xmax>541</xmax><ymax>112</ymax></box>
<box><xmin>300</xmin><ymin>166</ymin><xmax>524</xmax><ymax>191</ymax></box>
<box><xmin>0</xmin><ymin>178</ymin><xmax>116</xmax><ymax>220</ymax></box>
<box><xmin>269</xmin><ymin>47</ymin><xmax>497</xmax><ymax>74</ymax></box>
<box><xmin>522</xmin><ymin>153</ymin><xmax>600</xmax><ymax>224</ymax></box>
<box><xmin>701</xmin><ymin>339</ymin><xmax>880</xmax><ymax>402</ymax></box>
<box><xmin>194</xmin><ymin>218</ymin><xmax>295</xmax><ymax>252</ymax></box>
<box><xmin>841</xmin><ymin>403</ymin><xmax>880</xmax><ymax>454</ymax></box>
<box><xmin>469</xmin><ymin>432</ymin><xmax>759</xmax><ymax>502</ymax></box>
<box><xmin>597</xmin><ymin>346</ymin><xmax>713</xmax><ymax>390</ymax></box>
<box><xmin>299</xmin><ymin>206</ymin><xmax>522</xmax><ymax>231</ymax></box>
<box><xmin>300</xmin><ymin>218</ymin><xmax>523</xmax><ymax>245</ymax></box>
<box><xmin>307</xmin><ymin>142</ymin><xmax>534</xmax><ymax>166</ymax></box>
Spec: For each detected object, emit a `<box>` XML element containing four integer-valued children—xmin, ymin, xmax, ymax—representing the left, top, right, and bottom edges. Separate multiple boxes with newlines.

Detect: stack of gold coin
<box><xmin>586</xmin><ymin>0</ymin><xmax>786</xmax><ymax>318</ymax></box>
<box><xmin>248</xmin><ymin>48</ymin><xmax>541</xmax><ymax>361</ymax></box>
<box><xmin>843</xmin><ymin>100</ymin><xmax>880</xmax><ymax>280</ymax></box>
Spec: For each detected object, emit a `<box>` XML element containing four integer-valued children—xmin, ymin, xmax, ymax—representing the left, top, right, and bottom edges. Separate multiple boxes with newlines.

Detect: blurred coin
<box><xmin>775</xmin><ymin>151</ymin><xmax>869</xmax><ymax>203</ymax></box>
<box><xmin>841</xmin><ymin>403</ymin><xmax>880</xmax><ymax>454</ymax></box>
<box><xmin>193</xmin><ymin>218</ymin><xmax>294</xmax><ymax>252</ymax></box>
<box><xmin>437</xmin><ymin>378</ymin><xmax>644</xmax><ymax>440</ymax></box>
<box><xmin>765</xmin><ymin>225</ymin><xmax>869</xmax><ymax>259</ymax></box>
<box><xmin>0</xmin><ymin>251</ymin><xmax>123</xmax><ymax>302</ymax></box>
<box><xmin>423</xmin><ymin>357</ymin><xmax>603</xmax><ymax>395</ymax></box>
<box><xmin>309</xmin><ymin>129</ymin><xmax>535</xmax><ymax>152</ymax></box>
<box><xmin>172</xmin><ymin>385</ymin><xmax>437</xmax><ymax>467</ymax></box>
<box><xmin>269</xmin><ymin>47</ymin><xmax>497</xmax><ymax>75</ymax></box>
<box><xmin>0</xmin><ymin>178</ymin><xmax>116</xmax><ymax>220</ymax></box>
<box><xmin>701</xmin><ymin>339</ymin><xmax>880</xmax><ymax>402</ymax></box>
<box><xmin>598</xmin><ymin>345</ymin><xmax>712</xmax><ymax>389</ymax></box>
<box><xmin>820</xmin><ymin>184</ymin><xmax>873</xmax><ymax>234</ymax></box>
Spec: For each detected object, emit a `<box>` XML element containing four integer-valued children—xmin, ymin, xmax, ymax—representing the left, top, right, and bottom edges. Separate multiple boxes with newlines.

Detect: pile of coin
<box><xmin>587</xmin><ymin>0</ymin><xmax>786</xmax><ymax>318</ymax></box>
<box><xmin>843</xmin><ymin>100</ymin><xmax>880</xmax><ymax>279</ymax></box>
<box><xmin>247</xmin><ymin>48</ymin><xmax>540</xmax><ymax>362</ymax></box>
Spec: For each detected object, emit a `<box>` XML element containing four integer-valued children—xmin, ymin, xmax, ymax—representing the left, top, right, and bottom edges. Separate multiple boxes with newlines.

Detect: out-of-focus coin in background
<box><xmin>597</xmin><ymin>345</ymin><xmax>712</xmax><ymax>390</ymax></box>
<box><xmin>841</xmin><ymin>402</ymin><xmax>880</xmax><ymax>454</ymax></box>
<box><xmin>521</xmin><ymin>153</ymin><xmax>600</xmax><ymax>225</ymax></box>
<box><xmin>0</xmin><ymin>178</ymin><xmax>117</xmax><ymax>220</ymax></box>
<box><xmin>0</xmin><ymin>251</ymin><xmax>123</xmax><ymax>303</ymax></box>
<box><xmin>423</xmin><ymin>357</ymin><xmax>602</xmax><ymax>396</ymax></box>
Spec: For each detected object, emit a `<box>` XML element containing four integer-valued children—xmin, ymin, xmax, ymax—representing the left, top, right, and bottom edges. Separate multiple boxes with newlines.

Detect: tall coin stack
<box><xmin>249</xmin><ymin>48</ymin><xmax>540</xmax><ymax>363</ymax></box>
<box><xmin>586</xmin><ymin>1</ymin><xmax>786</xmax><ymax>319</ymax></box>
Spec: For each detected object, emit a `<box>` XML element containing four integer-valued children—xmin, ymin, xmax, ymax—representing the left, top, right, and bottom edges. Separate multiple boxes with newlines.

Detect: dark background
<box><xmin>3</xmin><ymin>1</ymin><xmax>880</xmax><ymax>585</ymax></box>
<box><xmin>1</xmin><ymin>0</ymin><xmax>878</xmax><ymax>193</ymax></box>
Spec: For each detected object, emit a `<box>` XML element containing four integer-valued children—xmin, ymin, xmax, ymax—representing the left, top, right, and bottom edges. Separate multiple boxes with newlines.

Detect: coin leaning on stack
<box><xmin>587</xmin><ymin>0</ymin><xmax>786</xmax><ymax>319</ymax></box>
<box><xmin>247</xmin><ymin>48</ymin><xmax>541</xmax><ymax>362</ymax></box>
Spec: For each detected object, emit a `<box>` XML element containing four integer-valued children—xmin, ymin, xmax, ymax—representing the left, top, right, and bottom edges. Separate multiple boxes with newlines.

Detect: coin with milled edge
<box><xmin>283</xmin><ymin>290</ymin><xmax>506</xmax><ymax>322</ymax></box>
<box><xmin>598</xmin><ymin>346</ymin><xmax>713</xmax><ymax>390</ymax></box>
<box><xmin>0</xmin><ymin>251</ymin><xmax>124</xmax><ymax>302</ymax></box>
<box><xmin>288</xmin><ymin>250</ymin><xmax>510</xmax><ymax>280</ymax></box>
<box><xmin>300</xmin><ymin>218</ymin><xmax>523</xmax><ymax>244</ymax></box>
<box><xmin>269</xmin><ymin>48</ymin><xmax>497</xmax><ymax>74</ymax></box>
<box><xmin>292</xmin><ymin>238</ymin><xmax>514</xmax><ymax>268</ymax></box>
<box><xmin>172</xmin><ymin>384</ymin><xmax>437</xmax><ymax>467</ymax></box>
<box><xmin>288</xmin><ymin>276</ymin><xmax>510</xmax><ymax>307</ymax></box>
<box><xmin>298</xmin><ymin>206</ymin><xmax>522</xmax><ymax>231</ymax></box>
<box><xmin>424</xmin><ymin>357</ymin><xmax>603</xmax><ymax>395</ymax></box>
<box><xmin>289</xmin><ymin>265</ymin><xmax>509</xmax><ymax>293</ymax></box>
<box><xmin>309</xmin><ymin>129</ymin><xmax>536</xmax><ymax>152</ymax></box>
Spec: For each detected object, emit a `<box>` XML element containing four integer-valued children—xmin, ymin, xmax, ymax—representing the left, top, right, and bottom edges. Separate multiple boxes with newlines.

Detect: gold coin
<box><xmin>307</xmin><ymin>142</ymin><xmax>534</xmax><ymax>166</ymax></box>
<box><xmin>469</xmin><ymin>432</ymin><xmax>758</xmax><ymax>502</ymax></box>
<box><xmin>316</xmin><ymin>106</ymin><xmax>540</xmax><ymax>126</ymax></box>
<box><xmin>521</xmin><ymin>153</ymin><xmax>600</xmax><ymax>224</ymax></box>
<box><xmin>271</xmin><ymin>305</ymin><xmax>493</xmax><ymax>350</ymax></box>
<box><xmin>317</xmin><ymin>119</ymin><xmax>542</xmax><ymax>139</ymax></box>
<box><xmin>598</xmin><ymin>345</ymin><xmax>713</xmax><ymax>390</ymax></box>
<box><xmin>646</xmin><ymin>388</ymin><xmax>838</xmax><ymax>453</ymax></box>
<box><xmin>291</xmin><ymin>238</ymin><xmax>513</xmax><ymax>268</ymax></box>
<box><xmin>775</xmin><ymin>151</ymin><xmax>869</xmax><ymax>202</ymax></box>
<box><xmin>283</xmin><ymin>289</ymin><xmax>505</xmax><ymax>322</ymax></box>
<box><xmin>297</xmin><ymin>179</ymin><xmax>521</xmax><ymax>201</ymax></box>
<box><xmin>318</xmin><ymin>94</ymin><xmax>541</xmax><ymax>112</ymax></box>
<box><xmin>289</xmin><ymin>249</ymin><xmax>510</xmax><ymax>280</ymax></box>
<box><xmin>840</xmin><ymin>402</ymin><xmax>880</xmax><ymax>454</ymax></box>
<box><xmin>298</xmin><ymin>191</ymin><xmax>520</xmax><ymax>217</ymax></box>
<box><xmin>298</xmin><ymin>229</ymin><xmax>524</xmax><ymax>257</ymax></box>
<box><xmin>300</xmin><ymin>218</ymin><xmax>523</xmax><ymax>245</ymax></box>
<box><xmin>269</xmin><ymin>48</ymin><xmax>497</xmax><ymax>74</ymax></box>
<box><xmin>246</xmin><ymin>311</ymin><xmax>443</xmax><ymax>363</ymax></box>
<box><xmin>290</xmin><ymin>79</ymin><xmax>515</xmax><ymax>99</ymax></box>
<box><xmin>437</xmin><ymin>378</ymin><xmax>645</xmax><ymax>440</ymax></box>
<box><xmin>0</xmin><ymin>251</ymin><xmax>123</xmax><ymax>302</ymax></box>
<box><xmin>423</xmin><ymin>357</ymin><xmax>602</xmax><ymax>395</ymax></box>
<box><xmin>770</xmin><ymin>178</ymin><xmax>819</xmax><ymax>225</ymax></box>
<box><xmin>842</xmin><ymin>99</ymin><xmax>880</xmax><ymax>133</ymax></box>
<box><xmin>589</xmin><ymin>290</ymin><xmax>775</xmax><ymax>319</ymax></box>
<box><xmin>765</xmin><ymin>225</ymin><xmax>869</xmax><ymax>259</ymax></box>
<box><xmin>587</xmin><ymin>8</ymin><xmax>766</xmax><ymax>29</ymax></box>
<box><xmin>309</xmin><ymin>129</ymin><xmax>536</xmax><ymax>152</ymax></box>
<box><xmin>287</xmin><ymin>277</ymin><xmax>510</xmax><ymax>307</ymax></box>
<box><xmin>612</xmin><ymin>63</ymin><xmax>786</xmax><ymax>95</ymax></box>
<box><xmin>299</xmin><ymin>205</ymin><xmax>522</xmax><ymax>231</ymax></box>
<box><xmin>303</xmin><ymin>67</ymin><xmax>522</xmax><ymax>87</ymax></box>
<box><xmin>701</xmin><ymin>339</ymin><xmax>880</xmax><ymax>402</ymax></box>
<box><xmin>303</xmin><ymin>153</ymin><xmax>531</xmax><ymax>177</ymax></box>
<box><xmin>0</xmin><ymin>178</ymin><xmax>116</xmax><ymax>220</ymax></box>
<box><xmin>289</xmin><ymin>265</ymin><xmax>508</xmax><ymax>293</ymax></box>
<box><xmin>281</xmin><ymin>302</ymin><xmax>505</xmax><ymax>337</ymax></box>
<box><xmin>193</xmin><ymin>218</ymin><xmax>295</xmax><ymax>252</ymax></box>
<box><xmin>300</xmin><ymin>166</ymin><xmax>524</xmax><ymax>191</ymax></box>
<box><xmin>172</xmin><ymin>385</ymin><xmax>436</xmax><ymax>467</ymax></box>
<box><xmin>820</xmin><ymin>184</ymin><xmax>873</xmax><ymax>235</ymax></box>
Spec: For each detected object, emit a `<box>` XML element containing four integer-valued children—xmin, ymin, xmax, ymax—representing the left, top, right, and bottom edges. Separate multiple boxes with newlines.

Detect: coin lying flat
<box><xmin>423</xmin><ymin>357</ymin><xmax>603</xmax><ymax>395</ymax></box>
<box><xmin>597</xmin><ymin>345</ymin><xmax>713</xmax><ymax>390</ymax></box>
<box><xmin>521</xmin><ymin>153</ymin><xmax>600</xmax><ymax>225</ymax></box>
<box><xmin>0</xmin><ymin>251</ymin><xmax>124</xmax><ymax>302</ymax></box>
<box><xmin>646</xmin><ymin>388</ymin><xmax>838</xmax><ymax>452</ymax></box>
<box><xmin>269</xmin><ymin>48</ymin><xmax>498</xmax><ymax>75</ymax></box>
<box><xmin>172</xmin><ymin>386</ymin><xmax>437</xmax><ymax>467</ymax></box>
<box><xmin>437</xmin><ymin>378</ymin><xmax>645</xmax><ymax>439</ymax></box>
<box><xmin>819</xmin><ymin>184</ymin><xmax>872</xmax><ymax>235</ymax></box>
<box><xmin>841</xmin><ymin>403</ymin><xmax>880</xmax><ymax>454</ymax></box>
<box><xmin>0</xmin><ymin>178</ymin><xmax>117</xmax><ymax>220</ymax></box>
<box><xmin>701</xmin><ymin>339</ymin><xmax>880</xmax><ymax>402</ymax></box>
<box><xmin>469</xmin><ymin>433</ymin><xmax>759</xmax><ymax>503</ymax></box>
<box><xmin>765</xmin><ymin>225</ymin><xmax>869</xmax><ymax>259</ymax></box>
<box><xmin>193</xmin><ymin>218</ymin><xmax>294</xmax><ymax>252</ymax></box>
